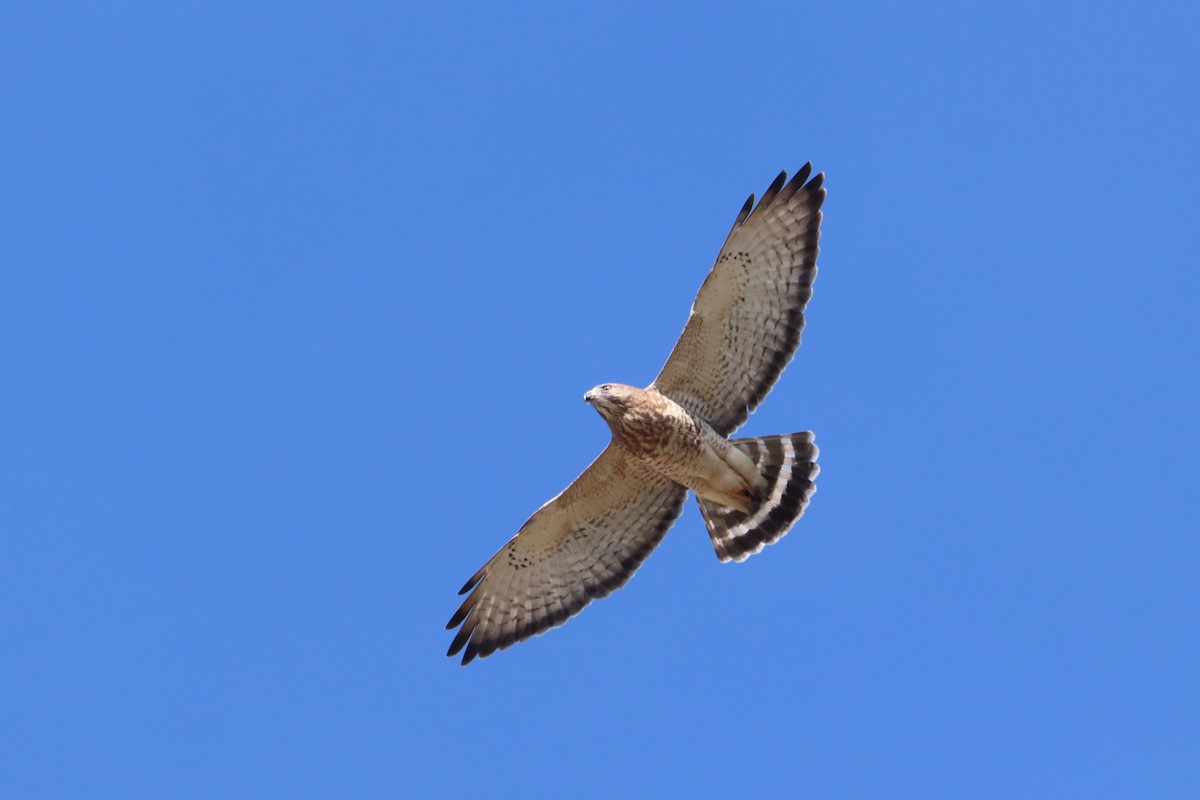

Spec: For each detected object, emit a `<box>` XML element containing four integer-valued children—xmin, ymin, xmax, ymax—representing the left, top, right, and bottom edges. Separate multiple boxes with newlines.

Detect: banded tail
<box><xmin>697</xmin><ymin>432</ymin><xmax>819</xmax><ymax>562</ymax></box>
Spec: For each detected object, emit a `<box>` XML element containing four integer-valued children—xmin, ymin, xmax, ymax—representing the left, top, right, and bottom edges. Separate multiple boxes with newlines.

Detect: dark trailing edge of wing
<box><xmin>446</xmin><ymin>487</ymin><xmax>688</xmax><ymax>665</ymax></box>
<box><xmin>706</xmin><ymin>164</ymin><xmax>825</xmax><ymax>435</ymax></box>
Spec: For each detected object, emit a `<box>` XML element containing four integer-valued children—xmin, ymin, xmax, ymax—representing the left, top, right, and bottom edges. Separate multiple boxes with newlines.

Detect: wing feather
<box><xmin>652</xmin><ymin>165</ymin><xmax>825</xmax><ymax>435</ymax></box>
<box><xmin>446</xmin><ymin>445</ymin><xmax>687</xmax><ymax>665</ymax></box>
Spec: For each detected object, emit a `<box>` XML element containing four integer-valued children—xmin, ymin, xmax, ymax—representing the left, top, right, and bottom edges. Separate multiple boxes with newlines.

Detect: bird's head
<box><xmin>583</xmin><ymin>382</ymin><xmax>636</xmax><ymax>422</ymax></box>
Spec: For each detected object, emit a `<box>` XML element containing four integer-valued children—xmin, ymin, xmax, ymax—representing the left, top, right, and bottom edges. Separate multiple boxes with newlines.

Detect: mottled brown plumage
<box><xmin>586</xmin><ymin>383</ymin><xmax>762</xmax><ymax>513</ymax></box>
<box><xmin>447</xmin><ymin>166</ymin><xmax>825</xmax><ymax>664</ymax></box>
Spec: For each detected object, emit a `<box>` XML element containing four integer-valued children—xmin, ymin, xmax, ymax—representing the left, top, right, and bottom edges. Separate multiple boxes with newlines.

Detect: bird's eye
<box><xmin>601</xmin><ymin>384</ymin><xmax>612</xmax><ymax>391</ymax></box>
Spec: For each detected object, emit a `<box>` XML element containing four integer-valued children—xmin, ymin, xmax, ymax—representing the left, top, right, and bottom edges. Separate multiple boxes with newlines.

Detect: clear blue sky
<box><xmin>3</xmin><ymin>2</ymin><xmax>1198</xmax><ymax>797</ymax></box>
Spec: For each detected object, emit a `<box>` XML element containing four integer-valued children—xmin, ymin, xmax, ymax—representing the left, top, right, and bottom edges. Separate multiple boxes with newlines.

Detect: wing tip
<box><xmin>760</xmin><ymin>170</ymin><xmax>788</xmax><ymax>207</ymax></box>
<box><xmin>791</xmin><ymin>162</ymin><xmax>813</xmax><ymax>189</ymax></box>
<box><xmin>446</xmin><ymin>619</ymin><xmax>475</xmax><ymax>660</ymax></box>
<box><xmin>458</xmin><ymin>567</ymin><xmax>486</xmax><ymax>595</ymax></box>
<box><xmin>733</xmin><ymin>193</ymin><xmax>755</xmax><ymax>228</ymax></box>
<box><xmin>741</xmin><ymin>163</ymin><xmax>824</xmax><ymax>224</ymax></box>
<box><xmin>445</xmin><ymin>596</ymin><xmax>474</xmax><ymax>630</ymax></box>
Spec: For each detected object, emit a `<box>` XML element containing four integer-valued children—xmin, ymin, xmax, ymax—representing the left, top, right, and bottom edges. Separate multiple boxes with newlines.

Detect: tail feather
<box><xmin>697</xmin><ymin>432</ymin><xmax>819</xmax><ymax>562</ymax></box>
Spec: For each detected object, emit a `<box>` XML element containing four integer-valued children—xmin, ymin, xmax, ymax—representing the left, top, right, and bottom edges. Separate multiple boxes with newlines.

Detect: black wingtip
<box><xmin>733</xmin><ymin>193</ymin><xmax>754</xmax><ymax>227</ymax></box>
<box><xmin>446</xmin><ymin>599</ymin><xmax>472</xmax><ymax>630</ymax></box>
<box><xmin>458</xmin><ymin>568</ymin><xmax>486</xmax><ymax>595</ymax></box>
<box><xmin>758</xmin><ymin>170</ymin><xmax>788</xmax><ymax>208</ymax></box>
<box><xmin>447</xmin><ymin>629</ymin><xmax>472</xmax><ymax>660</ymax></box>
<box><xmin>782</xmin><ymin>163</ymin><xmax>812</xmax><ymax>194</ymax></box>
<box><xmin>446</xmin><ymin>633</ymin><xmax>464</xmax><ymax>657</ymax></box>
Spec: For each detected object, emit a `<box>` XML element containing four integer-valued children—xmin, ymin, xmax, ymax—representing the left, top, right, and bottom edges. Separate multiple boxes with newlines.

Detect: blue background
<box><xmin>3</xmin><ymin>2</ymin><xmax>1198</xmax><ymax>797</ymax></box>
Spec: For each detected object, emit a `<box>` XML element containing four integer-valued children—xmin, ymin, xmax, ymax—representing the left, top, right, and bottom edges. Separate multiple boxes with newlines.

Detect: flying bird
<box><xmin>447</xmin><ymin>165</ymin><xmax>826</xmax><ymax>664</ymax></box>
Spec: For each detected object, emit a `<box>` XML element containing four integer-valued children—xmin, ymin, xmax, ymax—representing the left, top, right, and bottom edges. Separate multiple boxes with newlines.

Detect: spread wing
<box><xmin>652</xmin><ymin>165</ymin><xmax>825</xmax><ymax>436</ymax></box>
<box><xmin>446</xmin><ymin>446</ymin><xmax>687</xmax><ymax>665</ymax></box>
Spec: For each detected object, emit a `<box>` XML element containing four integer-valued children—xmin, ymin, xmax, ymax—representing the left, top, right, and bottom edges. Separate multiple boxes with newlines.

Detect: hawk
<box><xmin>447</xmin><ymin>165</ymin><xmax>825</xmax><ymax>664</ymax></box>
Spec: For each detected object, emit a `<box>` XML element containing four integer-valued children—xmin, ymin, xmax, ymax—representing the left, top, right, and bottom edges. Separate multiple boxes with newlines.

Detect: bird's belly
<box><xmin>628</xmin><ymin>427</ymin><xmax>755</xmax><ymax>512</ymax></box>
<box><xmin>607</xmin><ymin>389</ymin><xmax>757</xmax><ymax>512</ymax></box>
